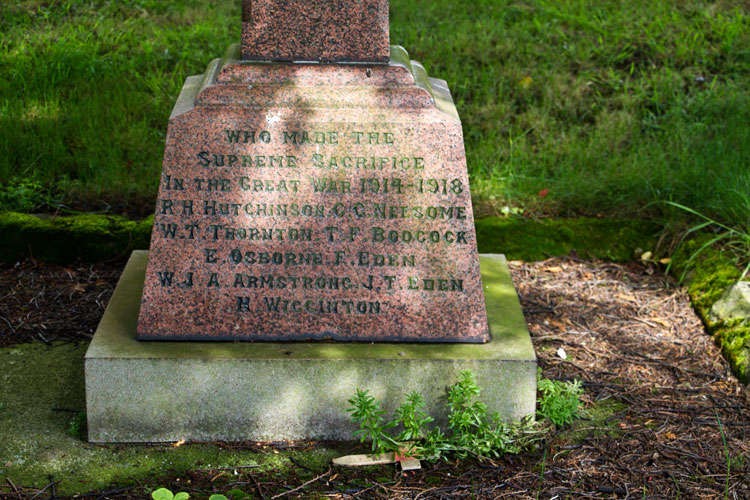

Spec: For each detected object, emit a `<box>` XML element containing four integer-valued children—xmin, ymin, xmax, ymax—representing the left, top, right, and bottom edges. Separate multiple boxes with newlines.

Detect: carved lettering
<box><xmin>164</xmin><ymin>175</ymin><xmax>185</xmax><ymax>191</ymax></box>
<box><xmin>261</xmin><ymin>297</ymin><xmax>381</xmax><ymax>314</ymax></box>
<box><xmin>233</xmin><ymin>274</ymin><xmax>356</xmax><ymax>290</ymax></box>
<box><xmin>225</xmin><ymin>129</ymin><xmax>271</xmax><ymax>143</ymax></box>
<box><xmin>228</xmin><ymin>250</ymin><xmax>324</xmax><ymax>266</ymax></box>
<box><xmin>199</xmin><ymin>151</ymin><xmax>296</xmax><ymax>168</ymax></box>
<box><xmin>370</xmin><ymin>227</ymin><xmax>469</xmax><ymax>244</ymax></box>
<box><xmin>238</xmin><ymin>178</ymin><xmax>300</xmax><ymax>192</ymax></box>
<box><xmin>311</xmin><ymin>154</ymin><xmax>424</xmax><ymax>170</ymax></box>
<box><xmin>157</xmin><ymin>271</ymin><xmax>174</xmax><ymax>287</ymax></box>
<box><xmin>143</xmin><ymin>116</ymin><xmax>486</xmax><ymax>342</ymax></box>
<box><xmin>157</xmin><ymin>223</ymin><xmax>178</xmax><ymax>239</ymax></box>
<box><xmin>283</xmin><ymin>130</ymin><xmax>338</xmax><ymax>145</ymax></box>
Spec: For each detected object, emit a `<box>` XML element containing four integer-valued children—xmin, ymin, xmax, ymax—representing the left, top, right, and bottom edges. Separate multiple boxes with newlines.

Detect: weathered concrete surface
<box><xmin>86</xmin><ymin>251</ymin><xmax>536</xmax><ymax>443</ymax></box>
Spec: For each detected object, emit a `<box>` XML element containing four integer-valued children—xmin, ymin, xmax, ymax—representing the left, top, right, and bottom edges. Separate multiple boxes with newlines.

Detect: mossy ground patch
<box><xmin>0</xmin><ymin>341</ymin><xmax>340</xmax><ymax>494</ymax></box>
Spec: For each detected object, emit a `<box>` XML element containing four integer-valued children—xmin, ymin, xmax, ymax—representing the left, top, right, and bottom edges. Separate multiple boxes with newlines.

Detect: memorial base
<box><xmin>85</xmin><ymin>251</ymin><xmax>536</xmax><ymax>443</ymax></box>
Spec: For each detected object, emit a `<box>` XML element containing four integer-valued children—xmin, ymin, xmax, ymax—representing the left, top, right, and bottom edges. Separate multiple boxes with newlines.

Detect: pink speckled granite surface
<box><xmin>136</xmin><ymin>50</ymin><xmax>489</xmax><ymax>343</ymax></box>
<box><xmin>241</xmin><ymin>0</ymin><xmax>389</xmax><ymax>62</ymax></box>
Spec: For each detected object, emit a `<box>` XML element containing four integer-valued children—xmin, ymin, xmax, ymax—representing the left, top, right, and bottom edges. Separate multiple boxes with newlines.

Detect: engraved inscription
<box><xmin>139</xmin><ymin>110</ymin><xmax>488</xmax><ymax>342</ymax></box>
<box><xmin>154</xmin><ymin>128</ymin><xmax>475</xmax><ymax>317</ymax></box>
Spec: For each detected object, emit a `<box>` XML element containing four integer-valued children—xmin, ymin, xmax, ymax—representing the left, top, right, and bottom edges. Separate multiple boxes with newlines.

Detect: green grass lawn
<box><xmin>1</xmin><ymin>0</ymin><xmax>749</xmax><ymax>228</ymax></box>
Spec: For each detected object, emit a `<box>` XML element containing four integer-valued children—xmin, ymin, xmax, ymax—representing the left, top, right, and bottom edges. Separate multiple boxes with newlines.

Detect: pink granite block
<box><xmin>241</xmin><ymin>0</ymin><xmax>389</xmax><ymax>62</ymax></box>
<box><xmin>136</xmin><ymin>49</ymin><xmax>489</xmax><ymax>343</ymax></box>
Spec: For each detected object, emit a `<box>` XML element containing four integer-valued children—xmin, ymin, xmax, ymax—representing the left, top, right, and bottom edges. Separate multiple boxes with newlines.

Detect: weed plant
<box><xmin>347</xmin><ymin>370</ymin><xmax>581</xmax><ymax>460</ymax></box>
<box><xmin>0</xmin><ymin>178</ymin><xmax>56</xmax><ymax>212</ymax></box>
<box><xmin>2</xmin><ymin>0</ymin><xmax>750</xmax><ymax>228</ymax></box>
<box><xmin>536</xmin><ymin>369</ymin><xmax>584</xmax><ymax>427</ymax></box>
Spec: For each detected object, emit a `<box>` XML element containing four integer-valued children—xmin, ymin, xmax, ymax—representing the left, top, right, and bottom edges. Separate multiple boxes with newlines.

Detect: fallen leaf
<box><xmin>649</xmin><ymin>318</ymin><xmax>671</xmax><ymax>328</ymax></box>
<box><xmin>544</xmin><ymin>266</ymin><xmax>563</xmax><ymax>273</ymax></box>
<box><xmin>659</xmin><ymin>258</ymin><xmax>671</xmax><ymax>265</ymax></box>
<box><xmin>616</xmin><ymin>293</ymin><xmax>637</xmax><ymax>302</ymax></box>
<box><xmin>549</xmin><ymin>319</ymin><xmax>566</xmax><ymax>331</ymax></box>
<box><xmin>538</xmin><ymin>188</ymin><xmax>549</xmax><ymax>198</ymax></box>
<box><xmin>172</xmin><ymin>439</ymin><xmax>186</xmax><ymax>448</ymax></box>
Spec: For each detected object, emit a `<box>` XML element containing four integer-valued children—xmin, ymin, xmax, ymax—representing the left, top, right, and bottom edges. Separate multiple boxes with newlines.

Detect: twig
<box><xmin>0</xmin><ymin>314</ymin><xmax>16</xmax><ymax>335</ymax></box>
<box><xmin>248</xmin><ymin>472</ymin><xmax>267</xmax><ymax>500</ymax></box>
<box><xmin>29</xmin><ymin>478</ymin><xmax>59</xmax><ymax>500</ymax></box>
<box><xmin>6</xmin><ymin>478</ymin><xmax>21</xmax><ymax>498</ymax></box>
<box><xmin>288</xmin><ymin>456</ymin><xmax>320</xmax><ymax>474</ymax></box>
<box><xmin>270</xmin><ymin>468</ymin><xmax>331</xmax><ymax>499</ymax></box>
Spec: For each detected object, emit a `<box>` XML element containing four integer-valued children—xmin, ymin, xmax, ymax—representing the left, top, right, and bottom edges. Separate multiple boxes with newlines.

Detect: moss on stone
<box><xmin>712</xmin><ymin>323</ymin><xmax>750</xmax><ymax>383</ymax></box>
<box><xmin>669</xmin><ymin>236</ymin><xmax>749</xmax><ymax>384</ymax></box>
<box><xmin>0</xmin><ymin>212</ymin><xmax>152</xmax><ymax>264</ymax></box>
<box><xmin>475</xmin><ymin>217</ymin><xmax>659</xmax><ymax>262</ymax></box>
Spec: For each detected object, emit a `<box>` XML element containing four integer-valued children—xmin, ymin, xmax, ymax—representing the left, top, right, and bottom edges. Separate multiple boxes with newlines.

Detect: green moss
<box><xmin>0</xmin><ymin>212</ymin><xmax>152</xmax><ymax>264</ymax></box>
<box><xmin>556</xmin><ymin>398</ymin><xmax>627</xmax><ymax>443</ymax></box>
<box><xmin>712</xmin><ymin>323</ymin><xmax>750</xmax><ymax>383</ymax></box>
<box><xmin>0</xmin><ymin>341</ymin><xmax>343</xmax><ymax>495</ymax></box>
<box><xmin>475</xmin><ymin>217</ymin><xmax>659</xmax><ymax>262</ymax></box>
<box><xmin>669</xmin><ymin>236</ymin><xmax>749</xmax><ymax>384</ymax></box>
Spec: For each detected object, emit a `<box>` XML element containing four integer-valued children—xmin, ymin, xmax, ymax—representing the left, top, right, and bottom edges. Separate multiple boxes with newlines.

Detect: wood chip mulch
<box><xmin>0</xmin><ymin>259</ymin><xmax>122</xmax><ymax>347</ymax></box>
<box><xmin>0</xmin><ymin>257</ymin><xmax>748</xmax><ymax>499</ymax></box>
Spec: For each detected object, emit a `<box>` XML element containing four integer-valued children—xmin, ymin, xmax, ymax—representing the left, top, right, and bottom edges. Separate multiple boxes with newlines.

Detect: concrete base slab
<box><xmin>85</xmin><ymin>251</ymin><xmax>536</xmax><ymax>443</ymax></box>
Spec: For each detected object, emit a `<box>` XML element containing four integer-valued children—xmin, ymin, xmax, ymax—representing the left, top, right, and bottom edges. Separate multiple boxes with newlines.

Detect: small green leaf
<box><xmin>151</xmin><ymin>488</ymin><xmax>175</xmax><ymax>500</ymax></box>
<box><xmin>208</xmin><ymin>495</ymin><xmax>228</xmax><ymax>500</ymax></box>
<box><xmin>174</xmin><ymin>493</ymin><xmax>190</xmax><ymax>500</ymax></box>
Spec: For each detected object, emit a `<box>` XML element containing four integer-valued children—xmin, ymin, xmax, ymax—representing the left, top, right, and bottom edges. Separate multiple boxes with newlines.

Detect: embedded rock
<box><xmin>711</xmin><ymin>281</ymin><xmax>750</xmax><ymax>323</ymax></box>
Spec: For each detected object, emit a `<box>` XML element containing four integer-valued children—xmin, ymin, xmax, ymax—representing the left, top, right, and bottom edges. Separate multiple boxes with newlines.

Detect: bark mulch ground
<box><xmin>1</xmin><ymin>257</ymin><xmax>748</xmax><ymax>499</ymax></box>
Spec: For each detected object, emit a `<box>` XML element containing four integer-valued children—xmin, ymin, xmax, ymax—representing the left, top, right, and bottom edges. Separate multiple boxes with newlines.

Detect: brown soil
<box><xmin>1</xmin><ymin>257</ymin><xmax>748</xmax><ymax>499</ymax></box>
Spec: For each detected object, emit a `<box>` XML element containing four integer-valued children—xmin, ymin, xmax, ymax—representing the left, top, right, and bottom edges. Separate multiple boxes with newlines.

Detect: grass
<box><xmin>1</xmin><ymin>0</ymin><xmax>750</xmax><ymax>229</ymax></box>
<box><xmin>0</xmin><ymin>0</ymin><xmax>238</xmax><ymax>214</ymax></box>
